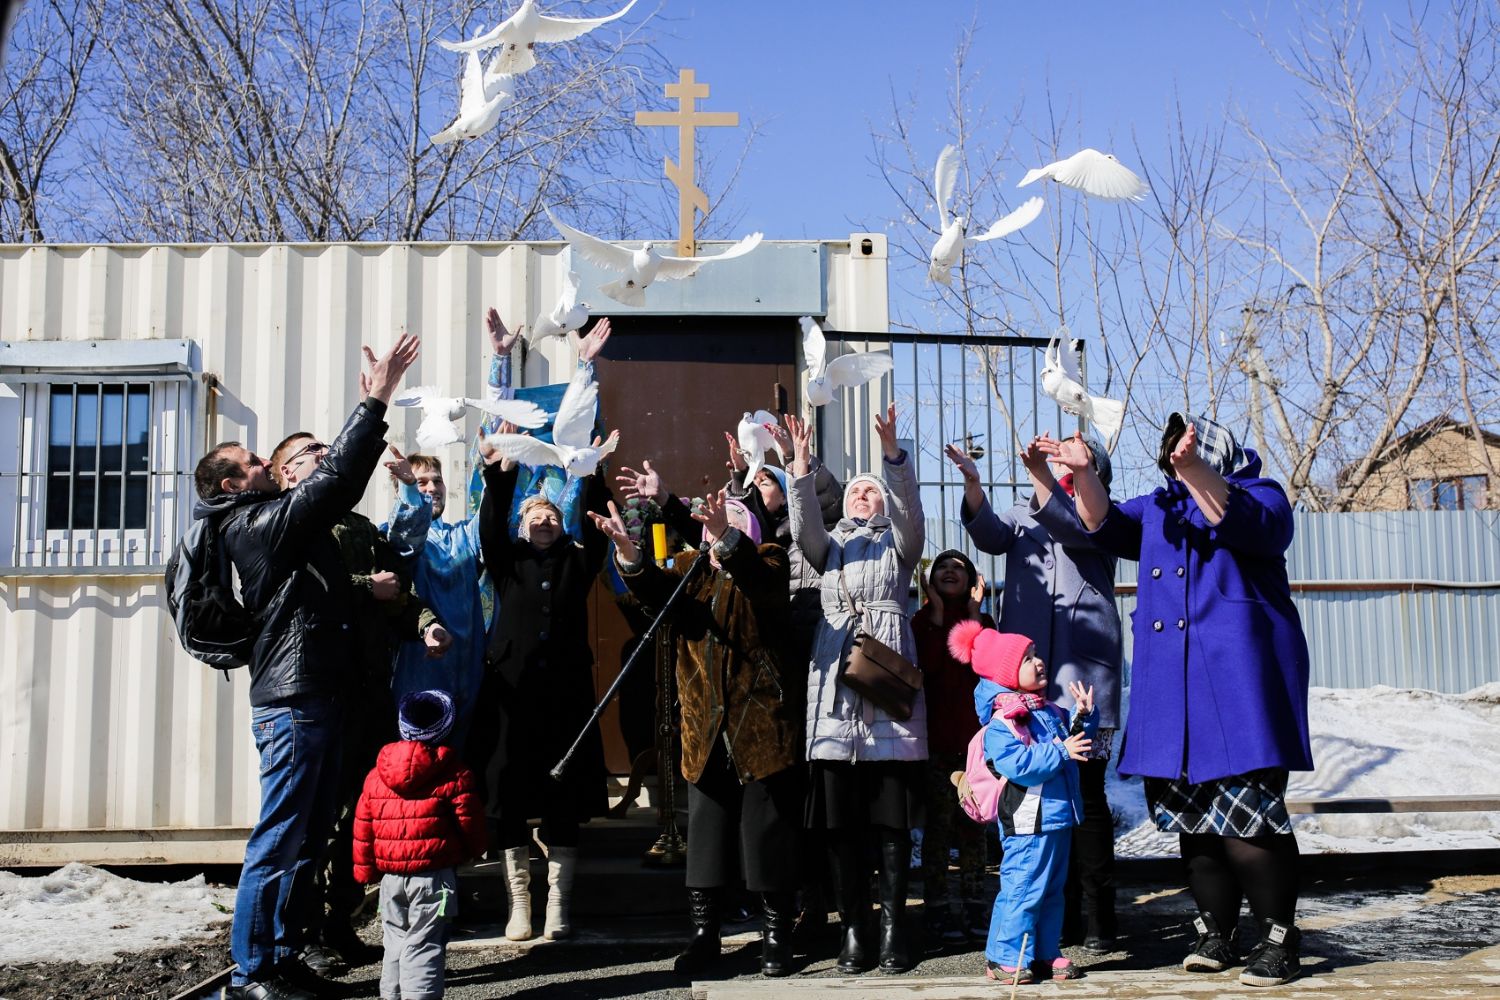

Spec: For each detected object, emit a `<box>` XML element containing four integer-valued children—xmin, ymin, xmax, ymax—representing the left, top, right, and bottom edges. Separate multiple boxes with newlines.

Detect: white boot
<box><xmin>502</xmin><ymin>846</ymin><xmax>533</xmax><ymax>941</ymax></box>
<box><xmin>543</xmin><ymin>845</ymin><xmax>578</xmax><ymax>940</ymax></box>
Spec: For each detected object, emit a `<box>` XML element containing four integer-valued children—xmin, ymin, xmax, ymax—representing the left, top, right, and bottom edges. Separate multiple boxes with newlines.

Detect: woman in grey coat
<box><xmin>948</xmin><ymin>432</ymin><xmax>1122</xmax><ymax>952</ymax></box>
<box><xmin>787</xmin><ymin>405</ymin><xmax>925</xmax><ymax>974</ymax></box>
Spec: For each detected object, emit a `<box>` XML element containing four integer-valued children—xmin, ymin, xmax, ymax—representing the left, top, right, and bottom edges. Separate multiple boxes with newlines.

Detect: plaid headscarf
<box><xmin>1158</xmin><ymin>413</ymin><xmax>1245</xmax><ymax>478</ymax></box>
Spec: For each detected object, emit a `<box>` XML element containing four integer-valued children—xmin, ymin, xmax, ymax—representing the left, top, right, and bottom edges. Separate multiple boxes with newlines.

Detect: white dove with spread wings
<box><xmin>429</xmin><ymin>46</ymin><xmax>515</xmax><ymax>145</ymax></box>
<box><xmin>928</xmin><ymin>144</ymin><xmax>1044</xmax><ymax>286</ymax></box>
<box><xmin>1040</xmin><ymin>332</ymin><xmax>1125</xmax><ymax>445</ymax></box>
<box><xmin>736</xmin><ymin>410</ymin><xmax>785</xmax><ymax>486</ymax></box>
<box><xmin>1019</xmin><ymin>148</ymin><xmax>1148</xmax><ymax>203</ymax></box>
<box><xmin>801</xmin><ymin>317</ymin><xmax>894</xmax><ymax>407</ymax></box>
<box><xmin>483</xmin><ymin>370</ymin><xmax>619</xmax><ymax>477</ymax></box>
<box><xmin>439</xmin><ymin>0</ymin><xmax>638</xmax><ymax>77</ymax></box>
<box><xmin>529</xmin><ymin>269</ymin><xmax>590</xmax><ymax>344</ymax></box>
<box><xmin>394</xmin><ymin>386</ymin><xmax>546</xmax><ymax>452</ymax></box>
<box><xmin>548</xmin><ymin>209</ymin><xmax>762</xmax><ymax>307</ymax></box>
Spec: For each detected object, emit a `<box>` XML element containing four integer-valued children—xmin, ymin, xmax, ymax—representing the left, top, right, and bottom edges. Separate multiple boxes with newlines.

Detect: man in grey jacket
<box><xmin>948</xmin><ymin>431</ymin><xmax>1123</xmax><ymax>953</ymax></box>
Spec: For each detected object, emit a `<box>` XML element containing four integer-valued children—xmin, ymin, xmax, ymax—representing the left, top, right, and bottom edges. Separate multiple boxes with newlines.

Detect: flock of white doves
<box><xmin>416</xmin><ymin>1</ymin><xmax>1136</xmax><ymax>467</ymax></box>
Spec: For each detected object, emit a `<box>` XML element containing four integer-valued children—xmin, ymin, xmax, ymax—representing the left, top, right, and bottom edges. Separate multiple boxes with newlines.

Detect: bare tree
<box><xmin>1228</xmin><ymin>0</ymin><xmax>1500</xmax><ymax>510</ymax></box>
<box><xmin>0</xmin><ymin>0</ymin><xmax>103</xmax><ymax>242</ymax></box>
<box><xmin>74</xmin><ymin>0</ymin><xmax>699</xmax><ymax>243</ymax></box>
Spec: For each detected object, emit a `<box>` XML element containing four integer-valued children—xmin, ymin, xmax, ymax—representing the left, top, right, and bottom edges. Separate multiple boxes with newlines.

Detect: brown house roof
<box><xmin>1336</xmin><ymin>416</ymin><xmax>1500</xmax><ymax>488</ymax></box>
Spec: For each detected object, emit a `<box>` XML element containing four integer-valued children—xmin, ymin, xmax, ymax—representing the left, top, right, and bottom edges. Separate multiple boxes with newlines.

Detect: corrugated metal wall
<box><xmin>0</xmin><ymin>240</ymin><xmax>887</xmax><ymax>862</ymax></box>
<box><xmin>938</xmin><ymin>509</ymin><xmax>1500</xmax><ymax>694</ymax></box>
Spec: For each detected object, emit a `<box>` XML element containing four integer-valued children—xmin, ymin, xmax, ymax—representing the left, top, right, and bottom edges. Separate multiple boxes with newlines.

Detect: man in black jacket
<box><xmin>192</xmin><ymin>333</ymin><xmax>420</xmax><ymax>1000</ymax></box>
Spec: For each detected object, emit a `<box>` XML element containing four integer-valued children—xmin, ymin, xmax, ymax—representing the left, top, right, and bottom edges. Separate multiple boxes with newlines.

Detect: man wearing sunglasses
<box><xmin>192</xmin><ymin>333</ymin><xmax>422</xmax><ymax>1000</ymax></box>
<box><xmin>269</xmin><ymin>428</ymin><xmax>452</xmax><ymax>976</ymax></box>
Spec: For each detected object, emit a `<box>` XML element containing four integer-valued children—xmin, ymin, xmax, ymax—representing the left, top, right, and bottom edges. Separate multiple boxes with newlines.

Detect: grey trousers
<box><xmin>379</xmin><ymin>869</ymin><xmax>457</xmax><ymax>1000</ymax></box>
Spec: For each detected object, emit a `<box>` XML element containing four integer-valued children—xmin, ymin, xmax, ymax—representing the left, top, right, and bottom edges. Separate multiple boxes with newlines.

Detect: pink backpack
<box><xmin>952</xmin><ymin>701</ymin><xmax>1065</xmax><ymax>824</ymax></box>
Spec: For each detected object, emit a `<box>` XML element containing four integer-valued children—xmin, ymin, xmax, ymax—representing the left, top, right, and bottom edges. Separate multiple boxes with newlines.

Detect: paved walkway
<box><xmin>325</xmin><ymin>870</ymin><xmax>1500</xmax><ymax>999</ymax></box>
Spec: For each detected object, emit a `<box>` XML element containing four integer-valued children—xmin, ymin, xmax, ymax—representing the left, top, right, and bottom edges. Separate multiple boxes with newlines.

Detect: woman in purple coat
<box><xmin>1044</xmin><ymin>414</ymin><xmax>1312</xmax><ymax>989</ymax></box>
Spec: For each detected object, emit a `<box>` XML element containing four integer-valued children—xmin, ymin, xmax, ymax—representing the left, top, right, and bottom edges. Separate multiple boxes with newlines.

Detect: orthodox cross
<box><xmin>635</xmin><ymin>68</ymin><xmax>738</xmax><ymax>258</ymax></box>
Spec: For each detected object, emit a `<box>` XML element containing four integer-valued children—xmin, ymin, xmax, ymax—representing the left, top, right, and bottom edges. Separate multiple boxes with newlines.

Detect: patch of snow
<box><xmin>1110</xmin><ymin>685</ymin><xmax>1500</xmax><ymax>858</ymax></box>
<box><xmin>0</xmin><ymin>862</ymin><xmax>234</xmax><ymax>966</ymax></box>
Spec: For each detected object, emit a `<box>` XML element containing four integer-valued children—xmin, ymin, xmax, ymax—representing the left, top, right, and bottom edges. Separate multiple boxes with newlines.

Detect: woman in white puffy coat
<box><xmin>786</xmin><ymin>405</ymin><xmax>926</xmax><ymax>974</ymax></box>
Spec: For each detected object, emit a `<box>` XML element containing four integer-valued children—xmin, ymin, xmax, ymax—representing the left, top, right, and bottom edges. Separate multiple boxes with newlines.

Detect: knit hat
<box><xmin>947</xmin><ymin>621</ymin><xmax>1034</xmax><ymax>691</ymax></box>
<box><xmin>842</xmin><ymin>474</ymin><xmax>887</xmax><ymax>518</ymax></box>
<box><xmin>757</xmin><ymin>466</ymin><xmax>788</xmax><ymax>498</ymax></box>
<box><xmin>398</xmin><ymin>689</ymin><xmax>455</xmax><ymax>744</ymax></box>
<box><xmin>723</xmin><ymin>498</ymin><xmax>762</xmax><ymax>545</ymax></box>
<box><xmin>929</xmin><ymin>549</ymin><xmax>978</xmax><ymax>590</ymax></box>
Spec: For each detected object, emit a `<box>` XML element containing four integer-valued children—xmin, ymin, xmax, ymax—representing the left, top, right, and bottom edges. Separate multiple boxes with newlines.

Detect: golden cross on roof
<box><xmin>635</xmin><ymin>68</ymin><xmax>738</xmax><ymax>258</ymax></box>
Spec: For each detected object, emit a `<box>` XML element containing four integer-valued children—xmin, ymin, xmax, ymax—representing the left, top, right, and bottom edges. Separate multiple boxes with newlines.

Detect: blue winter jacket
<box><xmin>976</xmin><ymin>678</ymin><xmax>1096</xmax><ymax>837</ymax></box>
<box><xmin>1087</xmin><ymin>449</ymin><xmax>1313</xmax><ymax>783</ymax></box>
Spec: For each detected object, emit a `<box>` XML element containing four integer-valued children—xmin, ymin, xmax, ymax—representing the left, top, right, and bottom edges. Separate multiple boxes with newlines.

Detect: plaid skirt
<box><xmin>1143</xmin><ymin>767</ymin><xmax>1292</xmax><ymax>836</ymax></box>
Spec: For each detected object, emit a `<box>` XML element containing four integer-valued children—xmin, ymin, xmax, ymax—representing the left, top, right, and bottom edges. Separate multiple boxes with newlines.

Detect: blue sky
<box><xmin>645</xmin><ymin>2</ymin><xmax>1310</xmax><ymax>242</ymax></box>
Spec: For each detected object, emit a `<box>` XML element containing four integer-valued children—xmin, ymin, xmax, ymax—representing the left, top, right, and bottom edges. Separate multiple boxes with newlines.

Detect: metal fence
<box><xmin>819</xmin><ymin>330</ymin><xmax>1500</xmax><ymax>694</ymax></box>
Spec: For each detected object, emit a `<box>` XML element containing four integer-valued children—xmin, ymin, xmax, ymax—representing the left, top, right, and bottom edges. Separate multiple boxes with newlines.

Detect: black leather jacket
<box><xmin>192</xmin><ymin>399</ymin><xmax>389</xmax><ymax>707</ymax></box>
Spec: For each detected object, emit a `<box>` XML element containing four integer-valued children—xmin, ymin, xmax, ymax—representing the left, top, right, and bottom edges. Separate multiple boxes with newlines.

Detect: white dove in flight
<box><xmin>800</xmin><ymin>316</ymin><xmax>894</xmax><ymax>408</ymax></box>
<box><xmin>528</xmin><ymin>269</ymin><xmax>590</xmax><ymax>345</ymax></box>
<box><xmin>482</xmin><ymin>369</ymin><xmax>620</xmax><ymax>477</ymax></box>
<box><xmin>1039</xmin><ymin>331</ymin><xmax>1125</xmax><ymax>445</ymax></box>
<box><xmin>393</xmin><ymin>386</ymin><xmax>547</xmax><ymax>452</ymax></box>
<box><xmin>1018</xmin><ymin>148</ymin><xmax>1149</xmax><ymax>203</ymax></box>
<box><xmin>429</xmin><ymin>46</ymin><xmax>516</xmax><ymax>145</ymax></box>
<box><xmin>736</xmin><ymin>409</ymin><xmax>786</xmax><ymax>486</ymax></box>
<box><xmin>439</xmin><ymin>0</ymin><xmax>639</xmax><ymax>77</ymax></box>
<box><xmin>547</xmin><ymin>208</ymin><xmax>762</xmax><ymax>307</ymax></box>
<box><xmin>928</xmin><ymin>144</ymin><xmax>1044</xmax><ymax>286</ymax></box>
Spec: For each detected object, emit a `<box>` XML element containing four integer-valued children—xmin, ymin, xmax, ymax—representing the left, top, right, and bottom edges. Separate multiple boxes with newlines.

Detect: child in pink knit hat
<box><xmin>948</xmin><ymin>621</ymin><xmax>1097</xmax><ymax>985</ymax></box>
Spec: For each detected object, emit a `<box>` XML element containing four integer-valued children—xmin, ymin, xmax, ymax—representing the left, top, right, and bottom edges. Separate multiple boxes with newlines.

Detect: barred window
<box><xmin>1</xmin><ymin>341</ymin><xmax>198</xmax><ymax>574</ymax></box>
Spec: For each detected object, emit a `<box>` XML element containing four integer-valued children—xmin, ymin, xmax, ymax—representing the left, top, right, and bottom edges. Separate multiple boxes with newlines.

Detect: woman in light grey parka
<box><xmin>786</xmin><ymin>405</ymin><xmax>925</xmax><ymax>975</ymax></box>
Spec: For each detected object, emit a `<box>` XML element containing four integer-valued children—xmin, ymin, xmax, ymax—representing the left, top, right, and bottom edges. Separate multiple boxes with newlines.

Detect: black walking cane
<box><xmin>550</xmin><ymin>547</ymin><xmax>711</xmax><ymax>782</ymax></box>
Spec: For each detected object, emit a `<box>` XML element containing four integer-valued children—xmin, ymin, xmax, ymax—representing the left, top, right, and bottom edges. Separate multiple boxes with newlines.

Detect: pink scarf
<box><xmin>994</xmin><ymin>691</ymin><xmax>1048</xmax><ymax>724</ymax></box>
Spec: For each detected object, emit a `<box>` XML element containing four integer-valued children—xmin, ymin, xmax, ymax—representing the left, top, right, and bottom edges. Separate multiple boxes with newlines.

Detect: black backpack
<box><xmin>165</xmin><ymin>513</ymin><xmax>256</xmax><ymax>669</ymax></box>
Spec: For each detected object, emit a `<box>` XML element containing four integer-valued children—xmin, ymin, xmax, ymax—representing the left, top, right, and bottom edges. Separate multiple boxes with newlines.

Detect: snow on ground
<box><xmin>1112</xmin><ymin>684</ymin><xmax>1500</xmax><ymax>858</ymax></box>
<box><xmin>0</xmin><ymin>862</ymin><xmax>234</xmax><ymax>966</ymax></box>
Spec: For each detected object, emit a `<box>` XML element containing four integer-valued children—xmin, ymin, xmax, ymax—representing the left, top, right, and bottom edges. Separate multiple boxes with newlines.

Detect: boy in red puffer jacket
<box><xmin>354</xmin><ymin>689</ymin><xmax>487</xmax><ymax>1000</ymax></box>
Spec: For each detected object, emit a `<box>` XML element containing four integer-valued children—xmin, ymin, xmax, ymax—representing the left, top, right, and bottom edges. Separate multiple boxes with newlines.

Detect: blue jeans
<box><xmin>986</xmin><ymin>828</ymin><xmax>1071</xmax><ymax>965</ymax></box>
<box><xmin>231</xmin><ymin>696</ymin><xmax>342</xmax><ymax>986</ymax></box>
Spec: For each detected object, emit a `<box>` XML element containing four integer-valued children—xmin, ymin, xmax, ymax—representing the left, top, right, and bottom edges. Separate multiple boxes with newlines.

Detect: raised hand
<box><xmin>486</xmin><ymin>420</ymin><xmax>519</xmax><ymax>471</ymax></box>
<box><xmin>969</xmin><ymin>572</ymin><xmax>987</xmax><ymax>619</ymax></box>
<box><xmin>588</xmin><ymin>500</ymin><xmax>638</xmax><ymax>564</ymax></box>
<box><xmin>1169</xmin><ymin>421</ymin><xmax>1202</xmax><ymax>473</ymax></box>
<box><xmin>1067</xmin><ymin>680</ymin><xmax>1095</xmax><ymax>717</ymax></box>
<box><xmin>578</xmin><ymin>317</ymin><xmax>612</xmax><ymax>362</ymax></box>
<box><xmin>923</xmin><ymin>566</ymin><xmax>944</xmax><ymax>623</ymax></box>
<box><xmin>359</xmin><ymin>370</ymin><xmax>372</xmax><ymax>399</ymax></box>
<box><xmin>943</xmin><ymin>442</ymin><xmax>981</xmax><ymax>484</ymax></box>
<box><xmin>723</xmin><ymin>430</ymin><xmax>747</xmax><ymax>473</ymax></box>
<box><xmin>1036</xmin><ymin>432</ymin><xmax>1093</xmax><ymax>472</ymax></box>
<box><xmin>616</xmin><ymin>459</ymin><xmax>663</xmax><ymax>501</ymax></box>
<box><xmin>691</xmin><ymin>488</ymin><xmax>730</xmax><ymax>541</ymax></box>
<box><xmin>1020</xmin><ymin>435</ymin><xmax>1054</xmax><ymax>478</ymax></box>
<box><xmin>1062</xmin><ymin>731</ymin><xmax>1093</xmax><ymax>762</ymax></box>
<box><xmin>874</xmin><ymin>402</ymin><xmax>901</xmax><ymax>460</ymax></box>
<box><xmin>363</xmin><ymin>332</ymin><xmax>421</xmax><ymax>405</ymax></box>
<box><xmin>487</xmin><ymin>307</ymin><xmax>520</xmax><ymax>355</ymax></box>
<box><xmin>765</xmin><ymin>419</ymin><xmax>791</xmax><ymax>461</ymax></box>
<box><xmin>785</xmin><ymin>413</ymin><xmax>813</xmax><ymax>477</ymax></box>
<box><xmin>384</xmin><ymin>444</ymin><xmax>416</xmax><ymax>485</ymax></box>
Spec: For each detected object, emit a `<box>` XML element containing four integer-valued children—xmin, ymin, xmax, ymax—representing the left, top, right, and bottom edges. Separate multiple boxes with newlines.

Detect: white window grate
<box><xmin>0</xmin><ymin>374</ymin><xmax>196</xmax><ymax>574</ymax></box>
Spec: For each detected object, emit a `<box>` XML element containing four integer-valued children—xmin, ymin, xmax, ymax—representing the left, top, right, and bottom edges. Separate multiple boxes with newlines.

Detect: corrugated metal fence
<box><xmin>927</xmin><ymin>509</ymin><xmax>1500</xmax><ymax>693</ymax></box>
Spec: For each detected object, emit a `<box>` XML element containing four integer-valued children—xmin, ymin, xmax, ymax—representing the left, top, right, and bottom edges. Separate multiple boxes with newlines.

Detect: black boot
<box><xmin>877</xmin><ymin>831</ymin><xmax>912</xmax><ymax>974</ymax></box>
<box><xmin>1183</xmin><ymin>911</ymin><xmax>1240</xmax><ymax>972</ymax></box>
<box><xmin>828</xmin><ymin>838</ymin><xmax>872</xmax><ymax>973</ymax></box>
<box><xmin>760</xmin><ymin>892</ymin><xmax>796</xmax><ymax>977</ymax></box>
<box><xmin>673</xmin><ymin>888</ymin><xmax>722</xmax><ymax>977</ymax></box>
<box><xmin>1240</xmin><ymin>918</ymin><xmax>1301</xmax><ymax>987</ymax></box>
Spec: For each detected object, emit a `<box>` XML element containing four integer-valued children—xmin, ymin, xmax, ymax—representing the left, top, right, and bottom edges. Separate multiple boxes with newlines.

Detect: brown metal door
<box><xmin>587</xmin><ymin>316</ymin><xmax>799</xmax><ymax>771</ymax></box>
